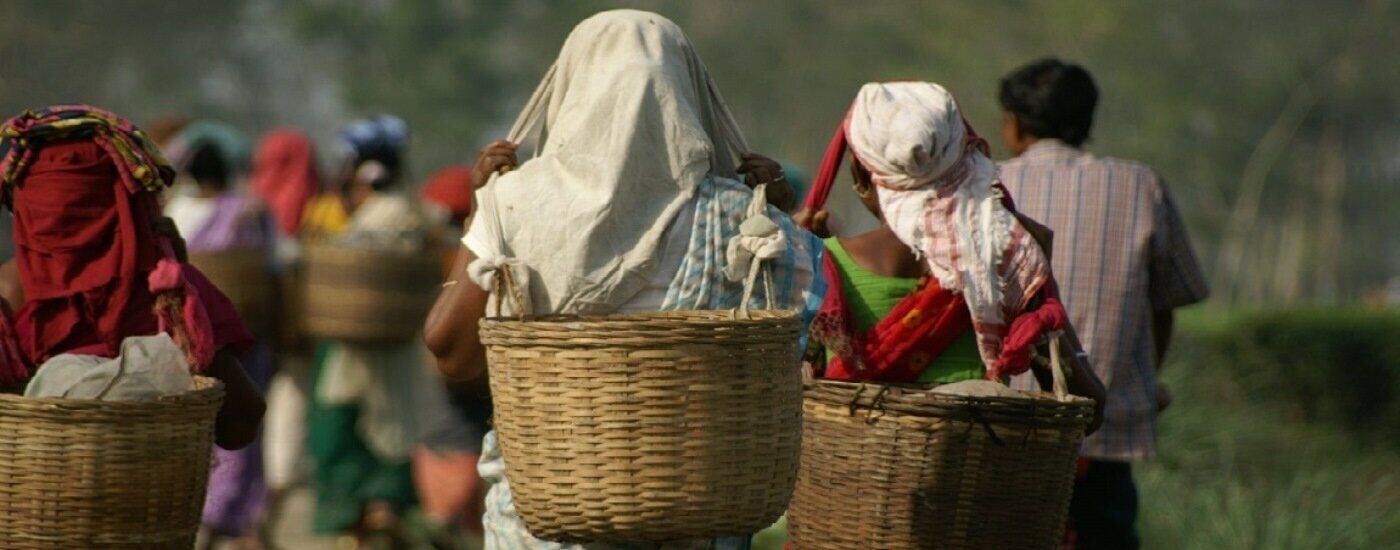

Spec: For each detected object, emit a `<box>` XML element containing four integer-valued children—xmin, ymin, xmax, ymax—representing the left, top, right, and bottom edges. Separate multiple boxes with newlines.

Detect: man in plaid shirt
<box><xmin>997</xmin><ymin>59</ymin><xmax>1209</xmax><ymax>550</ymax></box>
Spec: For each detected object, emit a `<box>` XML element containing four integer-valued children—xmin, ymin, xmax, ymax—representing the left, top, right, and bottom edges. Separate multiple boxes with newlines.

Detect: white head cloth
<box><xmin>467</xmin><ymin>10</ymin><xmax>747</xmax><ymax>315</ymax></box>
<box><xmin>845</xmin><ymin>82</ymin><xmax>1051</xmax><ymax>366</ymax></box>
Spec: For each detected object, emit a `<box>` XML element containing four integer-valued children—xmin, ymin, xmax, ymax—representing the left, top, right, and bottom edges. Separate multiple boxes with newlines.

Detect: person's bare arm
<box><xmin>0</xmin><ymin>259</ymin><xmax>23</xmax><ymax>316</ymax></box>
<box><xmin>423</xmin><ymin>246</ymin><xmax>490</xmax><ymax>380</ymax></box>
<box><xmin>207</xmin><ymin>348</ymin><xmax>266</xmax><ymax>450</ymax></box>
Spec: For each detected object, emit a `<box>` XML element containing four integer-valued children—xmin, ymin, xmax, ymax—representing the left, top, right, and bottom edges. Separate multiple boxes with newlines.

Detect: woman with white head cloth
<box><xmin>424</xmin><ymin>10</ymin><xmax>822</xmax><ymax>549</ymax></box>
<box><xmin>794</xmin><ymin>81</ymin><xmax>1104</xmax><ymax>415</ymax></box>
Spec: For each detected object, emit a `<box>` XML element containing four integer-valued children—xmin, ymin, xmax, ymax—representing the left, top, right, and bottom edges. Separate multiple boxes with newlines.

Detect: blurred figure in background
<box><xmin>416</xmin><ymin>164</ymin><xmax>490</xmax><ymax>548</ymax></box>
<box><xmin>163</xmin><ymin>121</ymin><xmax>275</xmax><ymax>549</ymax></box>
<box><xmin>997</xmin><ymin>59</ymin><xmax>1209</xmax><ymax>550</ymax></box>
<box><xmin>245</xmin><ymin>129</ymin><xmax>324</xmax><ymax>536</ymax></box>
<box><xmin>419</xmin><ymin>165</ymin><xmax>475</xmax><ymax>272</ymax></box>
<box><xmin>305</xmin><ymin>116</ymin><xmax>451</xmax><ymax>548</ymax></box>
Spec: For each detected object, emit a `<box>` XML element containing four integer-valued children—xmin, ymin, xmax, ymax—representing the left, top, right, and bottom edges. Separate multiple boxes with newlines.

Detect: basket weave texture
<box><xmin>480</xmin><ymin>310</ymin><xmax>803</xmax><ymax>543</ymax></box>
<box><xmin>789</xmin><ymin>380</ymin><xmax>1093</xmax><ymax>549</ymax></box>
<box><xmin>188</xmin><ymin>248</ymin><xmax>272</xmax><ymax>338</ymax></box>
<box><xmin>302</xmin><ymin>243</ymin><xmax>439</xmax><ymax>344</ymax></box>
<box><xmin>0</xmin><ymin>376</ymin><xmax>225</xmax><ymax>549</ymax></box>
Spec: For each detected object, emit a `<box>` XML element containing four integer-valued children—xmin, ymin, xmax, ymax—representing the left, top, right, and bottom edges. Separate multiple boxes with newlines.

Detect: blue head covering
<box><xmin>339</xmin><ymin>115</ymin><xmax>409</xmax><ymax>171</ymax></box>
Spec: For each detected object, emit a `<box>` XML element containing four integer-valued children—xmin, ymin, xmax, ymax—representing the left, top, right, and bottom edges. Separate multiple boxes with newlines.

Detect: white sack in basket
<box><xmin>25</xmin><ymin>334</ymin><xmax>194</xmax><ymax>401</ymax></box>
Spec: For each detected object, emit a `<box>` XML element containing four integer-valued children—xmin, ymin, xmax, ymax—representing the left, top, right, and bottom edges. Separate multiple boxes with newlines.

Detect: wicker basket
<box><xmin>188</xmin><ymin>248</ymin><xmax>272</xmax><ymax>338</ymax></box>
<box><xmin>302</xmin><ymin>243</ymin><xmax>440</xmax><ymax>344</ymax></box>
<box><xmin>0</xmin><ymin>377</ymin><xmax>226</xmax><ymax>549</ymax></box>
<box><xmin>788</xmin><ymin>341</ymin><xmax>1094</xmax><ymax>549</ymax></box>
<box><xmin>480</xmin><ymin>305</ymin><xmax>803</xmax><ymax>543</ymax></box>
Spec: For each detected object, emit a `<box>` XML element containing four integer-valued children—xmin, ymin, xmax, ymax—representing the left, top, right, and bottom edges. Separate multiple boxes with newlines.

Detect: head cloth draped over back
<box><xmin>0</xmin><ymin>105</ymin><xmax>250</xmax><ymax>384</ymax></box>
<box><xmin>467</xmin><ymin>9</ymin><xmax>749</xmax><ymax>315</ymax></box>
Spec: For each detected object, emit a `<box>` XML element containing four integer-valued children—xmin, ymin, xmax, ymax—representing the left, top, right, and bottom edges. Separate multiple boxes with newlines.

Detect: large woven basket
<box><xmin>0</xmin><ymin>376</ymin><xmax>225</xmax><ymax>549</ymax></box>
<box><xmin>188</xmin><ymin>247</ymin><xmax>273</xmax><ymax>338</ymax></box>
<box><xmin>302</xmin><ymin>243</ymin><xmax>440</xmax><ymax>344</ymax></box>
<box><xmin>480</xmin><ymin>308</ymin><xmax>804</xmax><ymax>543</ymax></box>
<box><xmin>788</xmin><ymin>344</ymin><xmax>1093</xmax><ymax>549</ymax></box>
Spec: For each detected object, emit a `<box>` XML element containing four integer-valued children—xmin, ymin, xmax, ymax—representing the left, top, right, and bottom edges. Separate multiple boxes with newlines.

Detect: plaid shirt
<box><xmin>1001</xmin><ymin>140</ymin><xmax>1208</xmax><ymax>460</ymax></box>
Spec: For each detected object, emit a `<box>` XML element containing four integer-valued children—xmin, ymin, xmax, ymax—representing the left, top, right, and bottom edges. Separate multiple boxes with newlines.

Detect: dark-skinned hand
<box><xmin>737</xmin><ymin>153</ymin><xmax>796</xmax><ymax>212</ymax></box>
<box><xmin>472</xmin><ymin>140</ymin><xmax>518</xmax><ymax>189</ymax></box>
<box><xmin>792</xmin><ymin>208</ymin><xmax>831</xmax><ymax>238</ymax></box>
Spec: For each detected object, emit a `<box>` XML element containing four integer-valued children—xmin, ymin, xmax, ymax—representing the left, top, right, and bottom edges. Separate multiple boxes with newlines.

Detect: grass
<box><xmin>1137</xmin><ymin>342</ymin><xmax>1400</xmax><ymax>549</ymax></box>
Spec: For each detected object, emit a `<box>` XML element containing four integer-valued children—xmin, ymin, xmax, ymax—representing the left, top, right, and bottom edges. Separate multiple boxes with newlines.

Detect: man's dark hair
<box><xmin>187</xmin><ymin>144</ymin><xmax>229</xmax><ymax>190</ymax></box>
<box><xmin>998</xmin><ymin>58</ymin><xmax>1099</xmax><ymax>146</ymax></box>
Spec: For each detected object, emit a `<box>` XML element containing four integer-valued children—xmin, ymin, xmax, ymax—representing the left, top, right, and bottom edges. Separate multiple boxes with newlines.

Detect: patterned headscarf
<box><xmin>805</xmin><ymin>84</ymin><xmax>1053</xmax><ymax>371</ymax></box>
<box><xmin>1</xmin><ymin>105</ymin><xmax>173</xmax><ymax>193</ymax></box>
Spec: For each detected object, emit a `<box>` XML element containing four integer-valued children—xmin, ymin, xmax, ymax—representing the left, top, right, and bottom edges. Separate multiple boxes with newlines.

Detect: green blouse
<box><xmin>824</xmin><ymin>238</ymin><xmax>983</xmax><ymax>383</ymax></box>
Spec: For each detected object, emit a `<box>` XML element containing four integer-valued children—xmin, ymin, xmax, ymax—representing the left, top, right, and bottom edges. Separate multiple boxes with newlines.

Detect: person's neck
<box><xmin>840</xmin><ymin>225</ymin><xmax>925</xmax><ymax>279</ymax></box>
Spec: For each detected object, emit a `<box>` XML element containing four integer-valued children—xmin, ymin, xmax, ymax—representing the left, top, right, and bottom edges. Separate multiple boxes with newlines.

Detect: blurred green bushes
<box><xmin>1139</xmin><ymin>307</ymin><xmax>1400</xmax><ymax>547</ymax></box>
<box><xmin>1177</xmin><ymin>307</ymin><xmax>1400</xmax><ymax>446</ymax></box>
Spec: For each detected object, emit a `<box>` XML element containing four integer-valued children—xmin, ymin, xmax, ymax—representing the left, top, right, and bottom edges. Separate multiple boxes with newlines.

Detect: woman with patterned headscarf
<box><xmin>0</xmin><ymin>105</ymin><xmax>265</xmax><ymax>446</ymax></box>
<box><xmin>795</xmin><ymin>82</ymin><xmax>1105</xmax><ymax>406</ymax></box>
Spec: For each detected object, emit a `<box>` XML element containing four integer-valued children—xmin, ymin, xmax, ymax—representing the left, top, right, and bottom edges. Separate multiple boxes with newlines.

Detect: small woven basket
<box><xmin>788</xmin><ymin>339</ymin><xmax>1093</xmax><ymax>549</ymax></box>
<box><xmin>0</xmin><ymin>376</ymin><xmax>225</xmax><ymax>549</ymax></box>
<box><xmin>302</xmin><ymin>243</ymin><xmax>440</xmax><ymax>344</ymax></box>
<box><xmin>188</xmin><ymin>247</ymin><xmax>273</xmax><ymax>338</ymax></box>
<box><xmin>479</xmin><ymin>268</ymin><xmax>803</xmax><ymax>543</ymax></box>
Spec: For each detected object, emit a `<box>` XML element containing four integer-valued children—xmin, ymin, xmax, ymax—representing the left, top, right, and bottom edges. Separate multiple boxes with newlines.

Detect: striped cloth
<box><xmin>1001</xmin><ymin>140</ymin><xmax>1207</xmax><ymax>461</ymax></box>
<box><xmin>662</xmin><ymin>177</ymin><xmax>826</xmax><ymax>347</ymax></box>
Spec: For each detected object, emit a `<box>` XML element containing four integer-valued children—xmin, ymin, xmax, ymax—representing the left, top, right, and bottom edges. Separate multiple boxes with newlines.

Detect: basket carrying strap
<box><xmin>1046</xmin><ymin>330</ymin><xmax>1069</xmax><ymax>401</ymax></box>
<box><xmin>725</xmin><ymin>183</ymin><xmax>784</xmax><ymax>319</ymax></box>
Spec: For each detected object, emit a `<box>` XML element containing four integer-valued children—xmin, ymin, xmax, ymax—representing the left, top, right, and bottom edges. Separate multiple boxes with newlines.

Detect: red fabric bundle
<box><xmin>249</xmin><ymin>129</ymin><xmax>321</xmax><ymax>236</ymax></box>
<box><xmin>420</xmin><ymin>165</ymin><xmax>474</xmax><ymax>224</ymax></box>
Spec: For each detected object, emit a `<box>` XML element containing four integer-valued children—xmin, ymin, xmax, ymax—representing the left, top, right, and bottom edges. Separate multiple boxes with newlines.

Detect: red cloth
<box><xmin>814</xmin><ymin>260</ymin><xmax>974</xmax><ymax>382</ymax></box>
<box><xmin>0</xmin><ymin>107</ymin><xmax>251</xmax><ymax>385</ymax></box>
<box><xmin>803</xmin><ymin>116</ymin><xmax>1059</xmax><ymax>383</ymax></box>
<box><xmin>249</xmin><ymin>129</ymin><xmax>321</xmax><ymax>236</ymax></box>
<box><xmin>420</xmin><ymin>165</ymin><xmax>474</xmax><ymax>224</ymax></box>
<box><xmin>993</xmin><ymin>291</ymin><xmax>1068</xmax><ymax>380</ymax></box>
<box><xmin>805</xmin><ymin>119</ymin><xmax>976</xmax><ymax>382</ymax></box>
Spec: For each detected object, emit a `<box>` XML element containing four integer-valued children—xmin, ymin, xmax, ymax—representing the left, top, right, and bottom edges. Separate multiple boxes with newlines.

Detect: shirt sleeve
<box><xmin>1148</xmin><ymin>179</ymin><xmax>1209</xmax><ymax>310</ymax></box>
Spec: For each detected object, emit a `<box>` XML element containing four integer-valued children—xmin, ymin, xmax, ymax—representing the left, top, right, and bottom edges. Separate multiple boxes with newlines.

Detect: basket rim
<box><xmin>481</xmin><ymin>308</ymin><xmax>799</xmax><ymax>327</ymax></box>
<box><xmin>806</xmin><ymin>378</ymin><xmax>1095</xmax><ymax>408</ymax></box>
<box><xmin>0</xmin><ymin>375</ymin><xmax>225</xmax><ymax>408</ymax></box>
